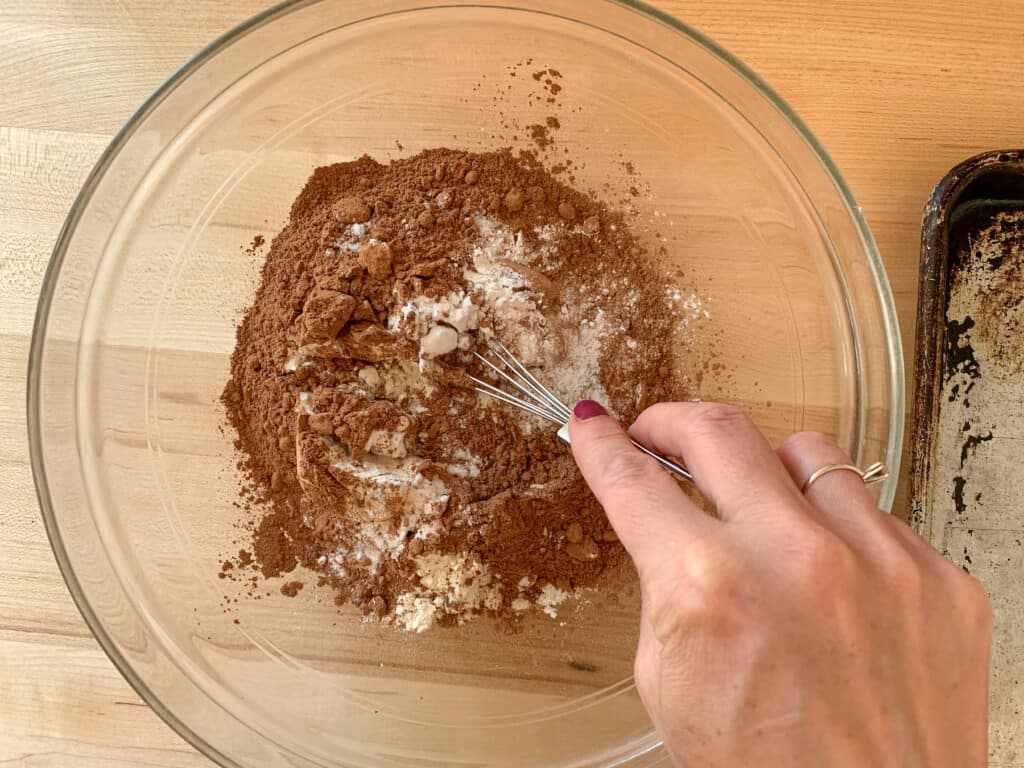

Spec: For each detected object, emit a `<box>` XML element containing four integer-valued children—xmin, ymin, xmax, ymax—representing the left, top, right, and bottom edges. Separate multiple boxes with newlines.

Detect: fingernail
<box><xmin>573</xmin><ymin>399</ymin><xmax>607</xmax><ymax>421</ymax></box>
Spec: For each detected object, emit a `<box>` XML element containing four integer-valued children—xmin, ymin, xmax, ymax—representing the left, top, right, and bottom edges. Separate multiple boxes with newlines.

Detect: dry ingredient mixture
<box><xmin>221</xmin><ymin>147</ymin><xmax>695</xmax><ymax>632</ymax></box>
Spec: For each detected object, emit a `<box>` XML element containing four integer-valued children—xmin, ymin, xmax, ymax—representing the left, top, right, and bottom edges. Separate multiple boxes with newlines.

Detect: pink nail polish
<box><xmin>573</xmin><ymin>399</ymin><xmax>607</xmax><ymax>420</ymax></box>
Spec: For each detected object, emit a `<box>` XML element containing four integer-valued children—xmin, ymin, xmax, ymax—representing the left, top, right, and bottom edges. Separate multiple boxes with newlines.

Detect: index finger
<box><xmin>629</xmin><ymin>402</ymin><xmax>807</xmax><ymax>521</ymax></box>
<box><xmin>568</xmin><ymin>405</ymin><xmax>721</xmax><ymax>578</ymax></box>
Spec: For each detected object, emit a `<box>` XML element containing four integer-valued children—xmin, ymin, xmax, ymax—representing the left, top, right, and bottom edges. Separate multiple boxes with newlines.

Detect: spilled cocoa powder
<box><xmin>221</xmin><ymin>147</ymin><xmax>691</xmax><ymax>631</ymax></box>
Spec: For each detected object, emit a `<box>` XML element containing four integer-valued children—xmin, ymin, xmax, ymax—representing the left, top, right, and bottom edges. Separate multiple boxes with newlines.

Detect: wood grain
<box><xmin>3</xmin><ymin>1</ymin><xmax>1023</xmax><ymax>764</ymax></box>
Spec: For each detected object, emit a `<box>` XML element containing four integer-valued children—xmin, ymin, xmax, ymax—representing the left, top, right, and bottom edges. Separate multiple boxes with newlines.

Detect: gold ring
<box><xmin>801</xmin><ymin>461</ymin><xmax>889</xmax><ymax>493</ymax></box>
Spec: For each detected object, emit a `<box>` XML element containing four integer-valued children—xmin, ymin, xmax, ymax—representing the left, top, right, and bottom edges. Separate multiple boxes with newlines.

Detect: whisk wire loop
<box><xmin>470</xmin><ymin>338</ymin><xmax>693</xmax><ymax>482</ymax></box>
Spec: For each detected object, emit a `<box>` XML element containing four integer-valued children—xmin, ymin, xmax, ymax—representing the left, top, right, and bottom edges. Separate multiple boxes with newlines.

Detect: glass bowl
<box><xmin>28</xmin><ymin>1</ymin><xmax>903</xmax><ymax>766</ymax></box>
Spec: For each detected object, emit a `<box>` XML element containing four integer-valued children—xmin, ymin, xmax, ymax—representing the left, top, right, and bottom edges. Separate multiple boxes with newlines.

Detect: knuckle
<box><xmin>778</xmin><ymin>430</ymin><xmax>838</xmax><ymax>458</ymax></box>
<box><xmin>650</xmin><ymin>544</ymin><xmax>747</xmax><ymax>641</ymax></box>
<box><xmin>883</xmin><ymin>513</ymin><xmax>918</xmax><ymax>543</ymax></box>
<box><xmin>684</xmin><ymin>544</ymin><xmax>739</xmax><ymax>592</ymax></box>
<box><xmin>688</xmin><ymin>403</ymin><xmax>752</xmax><ymax>435</ymax></box>
<box><xmin>881</xmin><ymin>549</ymin><xmax>926</xmax><ymax>597</ymax></box>
<box><xmin>936</xmin><ymin>558</ymin><xmax>994</xmax><ymax>632</ymax></box>
<box><xmin>787</xmin><ymin>529</ymin><xmax>859</xmax><ymax>595</ymax></box>
<box><xmin>954</xmin><ymin>571</ymin><xmax>993</xmax><ymax>624</ymax></box>
<box><xmin>602</xmin><ymin>446</ymin><xmax>657</xmax><ymax>488</ymax></box>
<box><xmin>913</xmin><ymin>544</ymin><xmax>991</xmax><ymax>626</ymax></box>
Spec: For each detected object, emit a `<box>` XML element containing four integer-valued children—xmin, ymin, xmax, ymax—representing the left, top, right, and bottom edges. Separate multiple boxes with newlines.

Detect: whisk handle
<box><xmin>556</xmin><ymin>424</ymin><xmax>693</xmax><ymax>482</ymax></box>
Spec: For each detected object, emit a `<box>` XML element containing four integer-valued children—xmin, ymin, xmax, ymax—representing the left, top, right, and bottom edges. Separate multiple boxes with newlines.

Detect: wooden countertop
<box><xmin>3</xmin><ymin>2</ymin><xmax>1023</xmax><ymax>764</ymax></box>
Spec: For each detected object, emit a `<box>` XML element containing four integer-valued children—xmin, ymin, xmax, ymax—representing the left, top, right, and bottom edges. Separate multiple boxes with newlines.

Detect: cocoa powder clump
<box><xmin>222</xmin><ymin>147</ymin><xmax>689</xmax><ymax>630</ymax></box>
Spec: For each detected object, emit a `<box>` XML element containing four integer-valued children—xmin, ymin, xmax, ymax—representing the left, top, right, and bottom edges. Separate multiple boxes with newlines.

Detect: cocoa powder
<box><xmin>222</xmin><ymin>147</ymin><xmax>689</xmax><ymax>630</ymax></box>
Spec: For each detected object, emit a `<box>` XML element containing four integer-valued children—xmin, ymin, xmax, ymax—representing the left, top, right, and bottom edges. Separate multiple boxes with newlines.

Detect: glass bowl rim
<box><xmin>26</xmin><ymin>1</ymin><xmax>905</xmax><ymax>766</ymax></box>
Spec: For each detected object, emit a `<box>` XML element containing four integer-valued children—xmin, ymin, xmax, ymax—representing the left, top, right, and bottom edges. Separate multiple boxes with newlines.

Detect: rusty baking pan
<box><xmin>911</xmin><ymin>149</ymin><xmax>1024</xmax><ymax>534</ymax></box>
<box><xmin>910</xmin><ymin>149</ymin><xmax>1024</xmax><ymax>760</ymax></box>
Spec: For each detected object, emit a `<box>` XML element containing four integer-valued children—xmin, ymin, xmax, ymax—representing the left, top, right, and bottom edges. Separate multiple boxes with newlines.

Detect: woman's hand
<box><xmin>568</xmin><ymin>400</ymin><xmax>991</xmax><ymax>768</ymax></box>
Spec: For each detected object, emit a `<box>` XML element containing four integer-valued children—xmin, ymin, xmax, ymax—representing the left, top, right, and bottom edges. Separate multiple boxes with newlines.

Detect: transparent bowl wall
<box><xmin>29</xmin><ymin>1</ymin><xmax>903</xmax><ymax>766</ymax></box>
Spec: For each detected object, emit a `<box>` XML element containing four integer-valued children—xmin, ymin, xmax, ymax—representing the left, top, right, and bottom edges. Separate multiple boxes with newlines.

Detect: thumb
<box><xmin>568</xmin><ymin>400</ymin><xmax>714</xmax><ymax>576</ymax></box>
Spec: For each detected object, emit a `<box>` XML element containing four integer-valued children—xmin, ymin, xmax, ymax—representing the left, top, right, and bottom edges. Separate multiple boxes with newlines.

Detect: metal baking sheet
<box><xmin>911</xmin><ymin>149</ymin><xmax>1024</xmax><ymax>764</ymax></box>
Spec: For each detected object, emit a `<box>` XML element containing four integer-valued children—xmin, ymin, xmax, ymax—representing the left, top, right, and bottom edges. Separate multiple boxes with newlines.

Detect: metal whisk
<box><xmin>468</xmin><ymin>339</ymin><xmax>693</xmax><ymax>482</ymax></box>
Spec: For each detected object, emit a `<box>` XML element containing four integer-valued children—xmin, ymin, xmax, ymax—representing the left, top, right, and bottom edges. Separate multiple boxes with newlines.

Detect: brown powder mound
<box><xmin>222</xmin><ymin>147</ymin><xmax>689</xmax><ymax>631</ymax></box>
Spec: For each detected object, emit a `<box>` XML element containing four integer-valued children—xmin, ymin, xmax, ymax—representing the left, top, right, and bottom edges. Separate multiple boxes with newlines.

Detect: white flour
<box><xmin>393</xmin><ymin>553</ymin><xmax>503</xmax><ymax>633</ymax></box>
